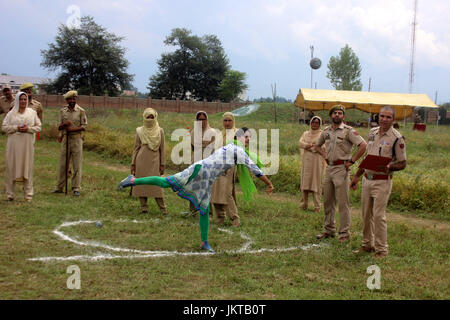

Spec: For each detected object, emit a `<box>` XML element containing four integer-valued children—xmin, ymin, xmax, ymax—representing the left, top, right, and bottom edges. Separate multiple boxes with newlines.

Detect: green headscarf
<box><xmin>227</xmin><ymin>139</ymin><xmax>264</xmax><ymax>203</ymax></box>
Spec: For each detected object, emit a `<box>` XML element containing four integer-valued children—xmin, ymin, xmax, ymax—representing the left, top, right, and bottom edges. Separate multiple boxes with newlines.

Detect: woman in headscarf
<box><xmin>298</xmin><ymin>116</ymin><xmax>326</xmax><ymax>212</ymax></box>
<box><xmin>118</xmin><ymin>128</ymin><xmax>274</xmax><ymax>253</ymax></box>
<box><xmin>131</xmin><ymin>108</ymin><xmax>166</xmax><ymax>214</ymax></box>
<box><xmin>191</xmin><ymin>111</ymin><xmax>217</xmax><ymax>161</ymax></box>
<box><xmin>187</xmin><ymin>111</ymin><xmax>218</xmax><ymax>216</ymax></box>
<box><xmin>211</xmin><ymin>112</ymin><xmax>240</xmax><ymax>226</ymax></box>
<box><xmin>2</xmin><ymin>92</ymin><xmax>42</xmax><ymax>201</ymax></box>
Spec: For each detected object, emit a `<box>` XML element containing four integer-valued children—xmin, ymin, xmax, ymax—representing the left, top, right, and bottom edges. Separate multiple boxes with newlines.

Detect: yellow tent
<box><xmin>295</xmin><ymin>88</ymin><xmax>439</xmax><ymax>120</ymax></box>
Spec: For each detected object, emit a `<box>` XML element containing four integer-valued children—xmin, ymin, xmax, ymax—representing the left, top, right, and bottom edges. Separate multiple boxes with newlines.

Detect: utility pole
<box><xmin>271</xmin><ymin>83</ymin><xmax>277</xmax><ymax>123</ymax></box>
<box><xmin>310</xmin><ymin>45</ymin><xmax>314</xmax><ymax>88</ymax></box>
<box><xmin>368</xmin><ymin>77</ymin><xmax>372</xmax><ymax>92</ymax></box>
<box><xmin>408</xmin><ymin>0</ymin><xmax>418</xmax><ymax>93</ymax></box>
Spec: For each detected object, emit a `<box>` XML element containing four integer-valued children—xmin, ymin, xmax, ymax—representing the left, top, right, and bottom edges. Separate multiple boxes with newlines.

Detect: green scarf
<box><xmin>227</xmin><ymin>140</ymin><xmax>264</xmax><ymax>203</ymax></box>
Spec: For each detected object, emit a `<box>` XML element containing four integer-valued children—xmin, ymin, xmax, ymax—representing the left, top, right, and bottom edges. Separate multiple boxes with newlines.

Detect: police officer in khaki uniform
<box><xmin>19</xmin><ymin>83</ymin><xmax>43</xmax><ymax>122</ymax></box>
<box><xmin>314</xmin><ymin>105</ymin><xmax>367</xmax><ymax>242</ymax></box>
<box><xmin>350</xmin><ymin>106</ymin><xmax>406</xmax><ymax>258</ymax></box>
<box><xmin>0</xmin><ymin>85</ymin><xmax>14</xmax><ymax>117</ymax></box>
<box><xmin>52</xmin><ymin>90</ymin><xmax>87</xmax><ymax>196</ymax></box>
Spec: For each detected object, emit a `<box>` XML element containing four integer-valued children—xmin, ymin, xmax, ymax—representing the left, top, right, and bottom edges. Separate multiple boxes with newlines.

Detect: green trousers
<box><xmin>134</xmin><ymin>176</ymin><xmax>210</xmax><ymax>242</ymax></box>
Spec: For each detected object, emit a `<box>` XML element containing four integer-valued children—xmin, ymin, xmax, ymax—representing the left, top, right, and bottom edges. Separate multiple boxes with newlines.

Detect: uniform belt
<box><xmin>364</xmin><ymin>173</ymin><xmax>392</xmax><ymax>180</ymax></box>
<box><xmin>326</xmin><ymin>159</ymin><xmax>346</xmax><ymax>166</ymax></box>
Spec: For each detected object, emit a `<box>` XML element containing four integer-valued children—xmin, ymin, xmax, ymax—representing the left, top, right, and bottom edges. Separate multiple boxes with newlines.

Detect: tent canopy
<box><xmin>295</xmin><ymin>88</ymin><xmax>438</xmax><ymax>120</ymax></box>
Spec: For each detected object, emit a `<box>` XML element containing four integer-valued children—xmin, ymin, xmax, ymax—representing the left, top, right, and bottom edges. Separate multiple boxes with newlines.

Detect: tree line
<box><xmin>40</xmin><ymin>16</ymin><xmax>368</xmax><ymax>102</ymax></box>
<box><xmin>41</xmin><ymin>17</ymin><xmax>247</xmax><ymax>102</ymax></box>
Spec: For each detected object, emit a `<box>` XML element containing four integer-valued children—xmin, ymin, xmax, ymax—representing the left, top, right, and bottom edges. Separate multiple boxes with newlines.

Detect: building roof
<box><xmin>0</xmin><ymin>75</ymin><xmax>52</xmax><ymax>86</ymax></box>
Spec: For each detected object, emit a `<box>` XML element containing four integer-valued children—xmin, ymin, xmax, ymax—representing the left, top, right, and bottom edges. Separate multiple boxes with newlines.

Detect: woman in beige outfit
<box><xmin>298</xmin><ymin>116</ymin><xmax>326</xmax><ymax>212</ymax></box>
<box><xmin>211</xmin><ymin>112</ymin><xmax>240</xmax><ymax>226</ymax></box>
<box><xmin>185</xmin><ymin>111</ymin><xmax>218</xmax><ymax>216</ymax></box>
<box><xmin>131</xmin><ymin>108</ymin><xmax>166</xmax><ymax>214</ymax></box>
<box><xmin>2</xmin><ymin>92</ymin><xmax>42</xmax><ymax>201</ymax></box>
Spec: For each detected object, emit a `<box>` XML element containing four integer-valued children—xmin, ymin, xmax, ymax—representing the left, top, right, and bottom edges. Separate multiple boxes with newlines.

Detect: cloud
<box><xmin>264</xmin><ymin>0</ymin><xmax>287</xmax><ymax>16</ymax></box>
<box><xmin>1</xmin><ymin>0</ymin><xmax>448</xmax><ymax>100</ymax></box>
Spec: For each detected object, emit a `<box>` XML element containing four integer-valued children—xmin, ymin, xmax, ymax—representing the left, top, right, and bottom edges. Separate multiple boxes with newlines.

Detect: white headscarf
<box><xmin>3</xmin><ymin>92</ymin><xmax>36</xmax><ymax>128</ymax></box>
<box><xmin>12</xmin><ymin>91</ymin><xmax>28</xmax><ymax>113</ymax></box>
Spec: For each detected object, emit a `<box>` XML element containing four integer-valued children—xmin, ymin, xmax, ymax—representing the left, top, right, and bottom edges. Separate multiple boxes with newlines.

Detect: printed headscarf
<box><xmin>136</xmin><ymin>108</ymin><xmax>161</xmax><ymax>151</ymax></box>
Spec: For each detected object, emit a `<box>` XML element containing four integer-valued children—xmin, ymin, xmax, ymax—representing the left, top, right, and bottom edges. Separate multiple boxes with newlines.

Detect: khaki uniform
<box><xmin>0</xmin><ymin>95</ymin><xmax>14</xmax><ymax>115</ymax></box>
<box><xmin>361</xmin><ymin>127</ymin><xmax>406</xmax><ymax>254</ymax></box>
<box><xmin>27</xmin><ymin>99</ymin><xmax>43</xmax><ymax>120</ymax></box>
<box><xmin>316</xmin><ymin>123</ymin><xmax>365</xmax><ymax>238</ymax></box>
<box><xmin>55</xmin><ymin>104</ymin><xmax>87</xmax><ymax>192</ymax></box>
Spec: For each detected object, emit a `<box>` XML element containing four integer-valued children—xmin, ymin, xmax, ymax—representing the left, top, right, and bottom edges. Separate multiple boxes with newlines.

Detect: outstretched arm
<box><xmin>258</xmin><ymin>175</ymin><xmax>274</xmax><ymax>195</ymax></box>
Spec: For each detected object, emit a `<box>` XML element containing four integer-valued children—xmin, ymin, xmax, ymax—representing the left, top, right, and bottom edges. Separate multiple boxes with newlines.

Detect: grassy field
<box><xmin>40</xmin><ymin>103</ymin><xmax>450</xmax><ymax>219</ymax></box>
<box><xmin>0</xmin><ymin>104</ymin><xmax>449</xmax><ymax>300</ymax></box>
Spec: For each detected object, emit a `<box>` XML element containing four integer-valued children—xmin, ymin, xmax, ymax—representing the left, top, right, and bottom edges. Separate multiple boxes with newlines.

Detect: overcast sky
<box><xmin>1</xmin><ymin>0</ymin><xmax>449</xmax><ymax>103</ymax></box>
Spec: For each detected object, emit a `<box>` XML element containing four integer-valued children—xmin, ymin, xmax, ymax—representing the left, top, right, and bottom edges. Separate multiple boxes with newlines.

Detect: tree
<box><xmin>218</xmin><ymin>70</ymin><xmax>248</xmax><ymax>102</ymax></box>
<box><xmin>326</xmin><ymin>44</ymin><xmax>362</xmax><ymax>91</ymax></box>
<box><xmin>148</xmin><ymin>28</ymin><xmax>229</xmax><ymax>100</ymax></box>
<box><xmin>253</xmin><ymin>96</ymin><xmax>292</xmax><ymax>103</ymax></box>
<box><xmin>41</xmin><ymin>16</ymin><xmax>134</xmax><ymax>96</ymax></box>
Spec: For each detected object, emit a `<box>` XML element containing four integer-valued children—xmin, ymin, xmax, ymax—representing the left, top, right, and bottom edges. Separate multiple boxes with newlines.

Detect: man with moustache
<box><xmin>0</xmin><ymin>85</ymin><xmax>14</xmax><ymax>117</ymax></box>
<box><xmin>52</xmin><ymin>90</ymin><xmax>87</xmax><ymax>196</ymax></box>
<box><xmin>350</xmin><ymin>106</ymin><xmax>406</xmax><ymax>258</ymax></box>
<box><xmin>313</xmin><ymin>105</ymin><xmax>367</xmax><ymax>242</ymax></box>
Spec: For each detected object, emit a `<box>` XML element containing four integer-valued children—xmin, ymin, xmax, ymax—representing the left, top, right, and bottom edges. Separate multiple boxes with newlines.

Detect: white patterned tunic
<box><xmin>166</xmin><ymin>143</ymin><xmax>263</xmax><ymax>215</ymax></box>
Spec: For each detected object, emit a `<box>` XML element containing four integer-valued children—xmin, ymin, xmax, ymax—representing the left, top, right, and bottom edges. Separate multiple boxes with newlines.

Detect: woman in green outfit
<box><xmin>118</xmin><ymin>128</ymin><xmax>274</xmax><ymax>253</ymax></box>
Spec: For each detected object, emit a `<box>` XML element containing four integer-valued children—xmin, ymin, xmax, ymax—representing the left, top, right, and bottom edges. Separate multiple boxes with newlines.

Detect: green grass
<box><xmin>0</xmin><ymin>129</ymin><xmax>449</xmax><ymax>299</ymax></box>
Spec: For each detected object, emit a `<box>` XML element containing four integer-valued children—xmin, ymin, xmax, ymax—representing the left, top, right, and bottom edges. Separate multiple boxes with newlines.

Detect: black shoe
<box><xmin>73</xmin><ymin>191</ymin><xmax>81</xmax><ymax>196</ymax></box>
<box><xmin>51</xmin><ymin>189</ymin><xmax>63</xmax><ymax>194</ymax></box>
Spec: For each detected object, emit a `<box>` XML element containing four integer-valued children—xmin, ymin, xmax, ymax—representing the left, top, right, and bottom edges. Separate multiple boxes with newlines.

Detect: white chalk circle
<box><xmin>29</xmin><ymin>219</ymin><xmax>327</xmax><ymax>262</ymax></box>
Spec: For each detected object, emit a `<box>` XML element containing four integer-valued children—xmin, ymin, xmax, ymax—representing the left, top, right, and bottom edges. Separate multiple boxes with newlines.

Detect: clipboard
<box><xmin>359</xmin><ymin>154</ymin><xmax>392</xmax><ymax>172</ymax></box>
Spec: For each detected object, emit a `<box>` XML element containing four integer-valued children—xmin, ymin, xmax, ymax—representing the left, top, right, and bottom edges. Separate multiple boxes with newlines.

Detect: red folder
<box><xmin>358</xmin><ymin>154</ymin><xmax>392</xmax><ymax>172</ymax></box>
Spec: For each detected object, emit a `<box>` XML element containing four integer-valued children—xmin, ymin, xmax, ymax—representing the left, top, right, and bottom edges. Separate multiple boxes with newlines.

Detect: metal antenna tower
<box><xmin>409</xmin><ymin>0</ymin><xmax>418</xmax><ymax>93</ymax></box>
<box><xmin>310</xmin><ymin>45</ymin><xmax>314</xmax><ymax>88</ymax></box>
